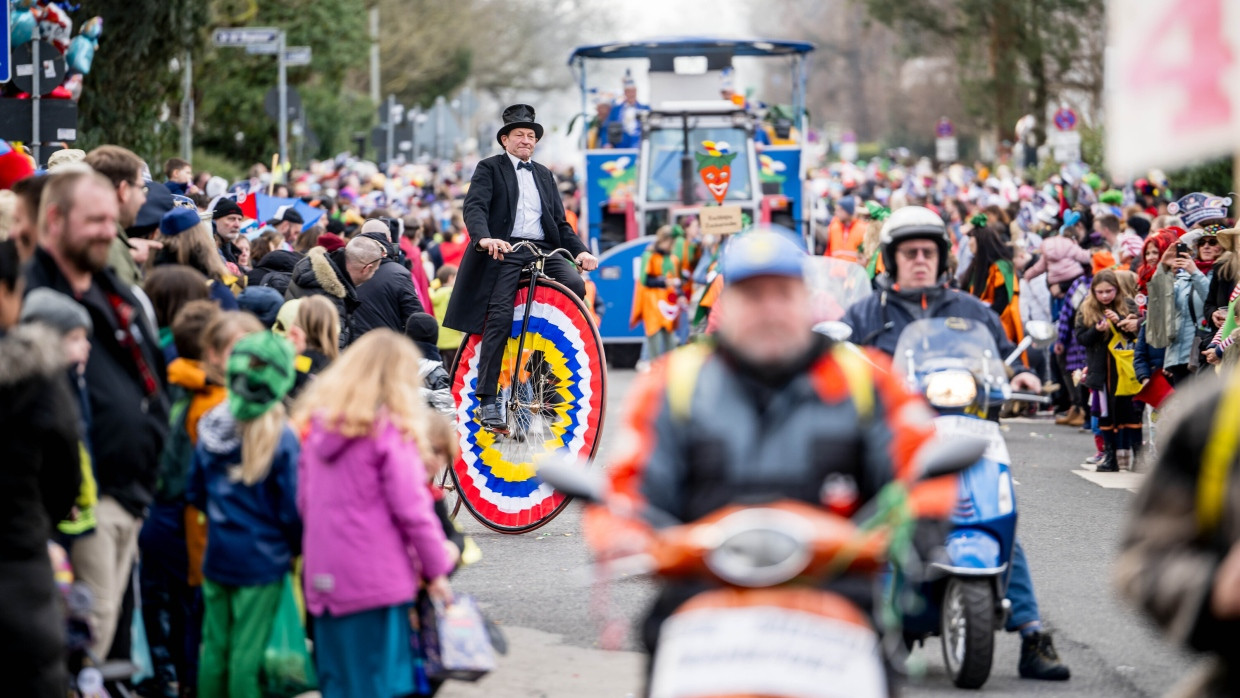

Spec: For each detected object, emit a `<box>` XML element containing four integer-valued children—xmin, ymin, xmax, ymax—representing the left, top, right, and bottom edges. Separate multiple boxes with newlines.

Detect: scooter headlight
<box><xmin>702</xmin><ymin>509</ymin><xmax>815</xmax><ymax>587</ymax></box>
<box><xmin>923</xmin><ymin>370</ymin><xmax>978</xmax><ymax>409</ymax></box>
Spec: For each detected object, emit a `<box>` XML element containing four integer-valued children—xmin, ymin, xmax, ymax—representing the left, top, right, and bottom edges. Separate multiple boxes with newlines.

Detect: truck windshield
<box><xmin>645</xmin><ymin>126</ymin><xmax>753</xmax><ymax>203</ymax></box>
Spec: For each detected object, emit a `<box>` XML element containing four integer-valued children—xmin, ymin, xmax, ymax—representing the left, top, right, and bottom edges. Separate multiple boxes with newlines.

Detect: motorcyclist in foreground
<box><xmin>842</xmin><ymin>205</ymin><xmax>1071</xmax><ymax>681</ymax></box>
<box><xmin>597</xmin><ymin>229</ymin><xmax>939</xmax><ymax>666</ymax></box>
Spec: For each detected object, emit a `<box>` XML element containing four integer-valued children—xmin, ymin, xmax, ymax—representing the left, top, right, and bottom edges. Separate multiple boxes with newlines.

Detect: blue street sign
<box><xmin>0</xmin><ymin>9</ymin><xmax>11</xmax><ymax>83</ymax></box>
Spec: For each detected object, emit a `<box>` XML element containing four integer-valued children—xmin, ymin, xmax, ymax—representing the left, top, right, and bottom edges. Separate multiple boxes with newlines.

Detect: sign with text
<box><xmin>1106</xmin><ymin>0</ymin><xmax>1240</xmax><ymax>177</ymax></box>
<box><xmin>935</xmin><ymin>137</ymin><xmax>958</xmax><ymax>163</ymax></box>
<box><xmin>699</xmin><ymin>205</ymin><xmax>744</xmax><ymax>236</ymax></box>
<box><xmin>212</xmin><ymin>27</ymin><xmax>281</xmax><ymax>46</ymax></box>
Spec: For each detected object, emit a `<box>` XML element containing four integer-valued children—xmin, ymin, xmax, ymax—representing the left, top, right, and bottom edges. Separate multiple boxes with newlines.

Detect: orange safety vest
<box><xmin>827</xmin><ymin>218</ymin><xmax>867</xmax><ymax>262</ymax></box>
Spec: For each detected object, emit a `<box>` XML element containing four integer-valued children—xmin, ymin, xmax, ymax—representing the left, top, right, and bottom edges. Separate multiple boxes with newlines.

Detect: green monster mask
<box><xmin>226</xmin><ymin>331</ymin><xmax>296</xmax><ymax>421</ymax></box>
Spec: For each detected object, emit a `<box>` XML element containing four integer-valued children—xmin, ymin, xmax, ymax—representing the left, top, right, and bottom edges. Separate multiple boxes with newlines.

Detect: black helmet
<box><xmin>879</xmin><ymin>205</ymin><xmax>952</xmax><ymax>279</ymax></box>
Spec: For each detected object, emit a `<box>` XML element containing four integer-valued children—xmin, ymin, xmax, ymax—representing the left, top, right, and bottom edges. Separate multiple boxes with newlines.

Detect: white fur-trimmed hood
<box><xmin>0</xmin><ymin>324</ymin><xmax>67</xmax><ymax>386</ymax></box>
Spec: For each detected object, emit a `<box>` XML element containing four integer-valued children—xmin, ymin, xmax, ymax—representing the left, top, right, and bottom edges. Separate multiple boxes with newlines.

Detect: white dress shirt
<box><xmin>508</xmin><ymin>152</ymin><xmax>544</xmax><ymax>241</ymax></box>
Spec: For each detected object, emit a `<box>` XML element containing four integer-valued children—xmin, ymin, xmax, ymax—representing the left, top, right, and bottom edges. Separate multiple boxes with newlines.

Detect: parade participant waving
<box><xmin>443</xmin><ymin>104</ymin><xmax>598</xmax><ymax>433</ymax></box>
<box><xmin>842</xmin><ymin>206</ymin><xmax>1070</xmax><ymax>682</ymax></box>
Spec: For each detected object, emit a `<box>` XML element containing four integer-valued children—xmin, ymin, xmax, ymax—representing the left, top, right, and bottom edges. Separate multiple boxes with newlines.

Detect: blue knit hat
<box><xmin>159</xmin><ymin>207</ymin><xmax>202</xmax><ymax>236</ymax></box>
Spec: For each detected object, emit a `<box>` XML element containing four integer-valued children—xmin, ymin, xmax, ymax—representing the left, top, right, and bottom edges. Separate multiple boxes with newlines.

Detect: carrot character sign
<box><xmin>695</xmin><ymin>141</ymin><xmax>738</xmax><ymax>204</ymax></box>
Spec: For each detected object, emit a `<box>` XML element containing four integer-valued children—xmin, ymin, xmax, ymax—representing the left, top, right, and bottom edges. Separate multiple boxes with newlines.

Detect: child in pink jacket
<box><xmin>1023</xmin><ymin>211</ymin><xmax>1092</xmax><ymax>290</ymax></box>
<box><xmin>295</xmin><ymin>330</ymin><xmax>454</xmax><ymax>698</ymax></box>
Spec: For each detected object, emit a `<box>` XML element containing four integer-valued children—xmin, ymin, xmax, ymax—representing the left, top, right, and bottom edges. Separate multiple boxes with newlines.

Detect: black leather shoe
<box><xmin>1019</xmin><ymin>631</ymin><xmax>1071</xmax><ymax>681</ymax></box>
<box><xmin>478</xmin><ymin>397</ymin><xmax>509</xmax><ymax>434</ymax></box>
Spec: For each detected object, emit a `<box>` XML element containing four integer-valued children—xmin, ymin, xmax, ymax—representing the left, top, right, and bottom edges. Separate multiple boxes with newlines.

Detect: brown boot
<box><xmin>1066</xmin><ymin>407</ymin><xmax>1086</xmax><ymax>427</ymax></box>
<box><xmin>1054</xmin><ymin>406</ymin><xmax>1076</xmax><ymax>425</ymax></box>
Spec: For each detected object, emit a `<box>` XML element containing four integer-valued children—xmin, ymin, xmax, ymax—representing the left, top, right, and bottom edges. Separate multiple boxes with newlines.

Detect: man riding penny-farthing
<box><xmin>442</xmin><ymin>104</ymin><xmax>606</xmax><ymax>533</ymax></box>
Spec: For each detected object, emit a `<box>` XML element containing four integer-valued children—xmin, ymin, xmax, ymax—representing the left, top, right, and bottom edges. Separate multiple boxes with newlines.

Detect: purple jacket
<box><xmin>298</xmin><ymin>417</ymin><xmax>452</xmax><ymax>616</ymax></box>
<box><xmin>1057</xmin><ymin>276</ymin><xmax>1091</xmax><ymax>372</ymax></box>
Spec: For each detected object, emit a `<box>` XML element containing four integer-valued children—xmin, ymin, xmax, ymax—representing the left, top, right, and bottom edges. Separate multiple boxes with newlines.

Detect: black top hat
<box><xmin>496</xmin><ymin>104</ymin><xmax>543</xmax><ymax>145</ymax></box>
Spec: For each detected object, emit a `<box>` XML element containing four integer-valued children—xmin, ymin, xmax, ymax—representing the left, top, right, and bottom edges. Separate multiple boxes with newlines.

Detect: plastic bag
<box><xmin>261</xmin><ymin>575</ymin><xmax>318</xmax><ymax>698</ymax></box>
<box><xmin>417</xmin><ymin>594</ymin><xmax>495</xmax><ymax>682</ymax></box>
<box><xmin>1108</xmin><ymin>327</ymin><xmax>1142</xmax><ymax>397</ymax></box>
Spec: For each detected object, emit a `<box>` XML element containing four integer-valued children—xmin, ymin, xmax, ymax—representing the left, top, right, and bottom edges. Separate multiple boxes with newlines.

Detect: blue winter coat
<box><xmin>842</xmin><ymin>281</ymin><xmax>1021</xmax><ymax>360</ymax></box>
<box><xmin>187</xmin><ymin>403</ymin><xmax>301</xmax><ymax>587</ymax></box>
<box><xmin>1134</xmin><ymin>324</ymin><xmax>1165</xmax><ymax>384</ymax></box>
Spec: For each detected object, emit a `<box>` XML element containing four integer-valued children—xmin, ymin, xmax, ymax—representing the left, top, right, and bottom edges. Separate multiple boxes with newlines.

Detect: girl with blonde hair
<box><xmin>149</xmin><ymin>208</ymin><xmax>245</xmax><ymax>305</ymax></box>
<box><xmin>283</xmin><ymin>295</ymin><xmax>340</xmax><ymax>399</ymax></box>
<box><xmin>1076</xmin><ymin>270</ymin><xmax>1142</xmax><ymax>472</ymax></box>
<box><xmin>294</xmin><ymin>329</ymin><xmax>454</xmax><ymax>698</ymax></box>
<box><xmin>187</xmin><ymin>330</ymin><xmax>301</xmax><ymax>697</ymax></box>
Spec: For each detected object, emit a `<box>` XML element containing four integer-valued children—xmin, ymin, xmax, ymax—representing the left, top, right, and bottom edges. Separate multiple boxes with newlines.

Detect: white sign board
<box><xmin>1106</xmin><ymin>0</ymin><xmax>1240</xmax><ymax>178</ymax></box>
<box><xmin>212</xmin><ymin>28</ymin><xmax>281</xmax><ymax>47</ymax></box>
<box><xmin>935</xmin><ymin>137</ymin><xmax>958</xmax><ymax>162</ymax></box>
<box><xmin>1050</xmin><ymin>130</ymin><xmax>1081</xmax><ymax>164</ymax></box>
<box><xmin>284</xmin><ymin>46</ymin><xmax>312</xmax><ymax>67</ymax></box>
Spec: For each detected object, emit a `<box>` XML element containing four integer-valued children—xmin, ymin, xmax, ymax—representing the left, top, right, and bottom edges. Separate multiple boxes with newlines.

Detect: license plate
<box><xmin>934</xmin><ymin>415</ymin><xmax>1010</xmax><ymax>464</ymax></box>
<box><xmin>650</xmin><ymin>607</ymin><xmax>887</xmax><ymax>698</ymax></box>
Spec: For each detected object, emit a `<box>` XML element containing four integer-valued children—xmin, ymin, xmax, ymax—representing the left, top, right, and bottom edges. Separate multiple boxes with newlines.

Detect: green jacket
<box><xmin>107</xmin><ymin>227</ymin><xmax>142</xmax><ymax>288</ymax></box>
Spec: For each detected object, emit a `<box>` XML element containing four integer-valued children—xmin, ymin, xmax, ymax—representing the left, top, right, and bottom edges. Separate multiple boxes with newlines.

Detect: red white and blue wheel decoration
<box><xmin>450</xmin><ymin>280</ymin><xmax>606</xmax><ymax>532</ymax></box>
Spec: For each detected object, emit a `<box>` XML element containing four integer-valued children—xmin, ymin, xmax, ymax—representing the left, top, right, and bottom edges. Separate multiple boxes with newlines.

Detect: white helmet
<box><xmin>879</xmin><ymin>205</ymin><xmax>951</xmax><ymax>277</ymax></box>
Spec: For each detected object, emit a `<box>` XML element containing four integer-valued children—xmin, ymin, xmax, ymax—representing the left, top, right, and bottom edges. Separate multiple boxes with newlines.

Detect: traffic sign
<box><xmin>245</xmin><ymin>43</ymin><xmax>280</xmax><ymax>56</ymax></box>
<box><xmin>0</xmin><ymin>7</ymin><xmax>10</xmax><ymax>83</ymax></box>
<box><xmin>212</xmin><ymin>27</ymin><xmax>281</xmax><ymax>46</ymax></box>
<box><xmin>284</xmin><ymin>46</ymin><xmax>312</xmax><ymax>67</ymax></box>
<box><xmin>264</xmin><ymin>86</ymin><xmax>302</xmax><ymax>121</ymax></box>
<box><xmin>11</xmin><ymin>41</ymin><xmax>64</xmax><ymax>95</ymax></box>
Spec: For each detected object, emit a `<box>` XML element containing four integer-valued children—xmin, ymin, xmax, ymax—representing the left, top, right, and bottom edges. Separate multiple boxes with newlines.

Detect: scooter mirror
<box><xmin>913</xmin><ymin>436</ymin><xmax>988</xmax><ymax>481</ymax></box>
<box><xmin>1025</xmin><ymin>320</ymin><xmax>1056</xmax><ymax>347</ymax></box>
<box><xmin>536</xmin><ymin>456</ymin><xmax>605</xmax><ymax>502</ymax></box>
<box><xmin>813</xmin><ymin>321</ymin><xmax>853</xmax><ymax>341</ymax></box>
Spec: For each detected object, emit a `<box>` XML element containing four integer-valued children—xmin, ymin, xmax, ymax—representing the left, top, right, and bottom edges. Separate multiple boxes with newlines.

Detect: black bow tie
<box><xmin>516</xmin><ymin>161</ymin><xmax>533</xmax><ymax>171</ymax></box>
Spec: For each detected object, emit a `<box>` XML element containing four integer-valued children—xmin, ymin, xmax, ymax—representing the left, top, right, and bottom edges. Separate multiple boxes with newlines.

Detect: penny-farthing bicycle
<box><xmin>441</xmin><ymin>241</ymin><xmax>607</xmax><ymax>533</ymax></box>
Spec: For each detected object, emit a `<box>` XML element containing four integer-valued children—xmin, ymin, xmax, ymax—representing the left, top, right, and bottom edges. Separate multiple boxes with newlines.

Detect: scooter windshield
<box><xmin>804</xmin><ymin>256</ymin><xmax>872</xmax><ymax>323</ymax></box>
<box><xmin>892</xmin><ymin>317</ymin><xmax>1009</xmax><ymax>390</ymax></box>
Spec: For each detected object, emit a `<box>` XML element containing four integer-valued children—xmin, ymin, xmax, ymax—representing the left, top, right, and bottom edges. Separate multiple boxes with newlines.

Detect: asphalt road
<box><xmin>440</xmin><ymin>369</ymin><xmax>1199</xmax><ymax>698</ymax></box>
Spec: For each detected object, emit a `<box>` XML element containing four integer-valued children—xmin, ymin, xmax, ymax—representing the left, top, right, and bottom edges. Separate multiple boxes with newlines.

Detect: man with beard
<box><xmin>209</xmin><ymin>197</ymin><xmax>246</xmax><ymax>269</ymax></box>
<box><xmin>24</xmin><ymin>169</ymin><xmax>169</xmax><ymax>660</ymax></box>
<box><xmin>84</xmin><ymin>145</ymin><xmax>154</xmax><ymax>287</ymax></box>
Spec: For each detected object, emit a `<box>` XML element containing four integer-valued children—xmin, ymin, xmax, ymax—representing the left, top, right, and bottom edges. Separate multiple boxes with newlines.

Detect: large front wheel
<box><xmin>448</xmin><ymin>277</ymin><xmax>607</xmax><ymax>534</ymax></box>
<box><xmin>940</xmin><ymin>577</ymin><xmax>996</xmax><ymax>689</ymax></box>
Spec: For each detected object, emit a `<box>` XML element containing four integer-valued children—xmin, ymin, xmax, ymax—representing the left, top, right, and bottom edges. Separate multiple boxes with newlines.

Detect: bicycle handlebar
<box><xmin>508</xmin><ymin>240</ymin><xmax>580</xmax><ymax>268</ymax></box>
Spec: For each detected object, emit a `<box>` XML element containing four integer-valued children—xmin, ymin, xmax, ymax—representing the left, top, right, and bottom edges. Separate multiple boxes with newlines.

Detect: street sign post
<box><xmin>213</xmin><ymin>27</ymin><xmax>288</xmax><ymax>168</ymax></box>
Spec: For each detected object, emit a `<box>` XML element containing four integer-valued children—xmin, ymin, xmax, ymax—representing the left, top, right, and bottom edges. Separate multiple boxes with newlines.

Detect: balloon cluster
<box><xmin>8</xmin><ymin>1</ymin><xmax>102</xmax><ymax>101</ymax></box>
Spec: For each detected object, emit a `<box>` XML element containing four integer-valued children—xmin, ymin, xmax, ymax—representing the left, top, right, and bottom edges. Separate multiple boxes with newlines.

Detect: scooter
<box><xmin>892</xmin><ymin>317</ymin><xmax>1055</xmax><ymax>689</ymax></box>
<box><xmin>537</xmin><ymin>439</ymin><xmax>985</xmax><ymax>698</ymax></box>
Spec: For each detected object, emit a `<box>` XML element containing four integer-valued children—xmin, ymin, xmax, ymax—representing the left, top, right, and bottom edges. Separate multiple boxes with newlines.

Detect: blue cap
<box><xmin>721</xmin><ymin>230</ymin><xmax>807</xmax><ymax>286</ymax></box>
<box><xmin>159</xmin><ymin>207</ymin><xmax>202</xmax><ymax>237</ymax></box>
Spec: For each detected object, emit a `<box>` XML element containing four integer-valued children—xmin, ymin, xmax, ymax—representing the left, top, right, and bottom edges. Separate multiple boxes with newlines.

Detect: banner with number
<box><xmin>1106</xmin><ymin>0</ymin><xmax>1240</xmax><ymax>177</ymax></box>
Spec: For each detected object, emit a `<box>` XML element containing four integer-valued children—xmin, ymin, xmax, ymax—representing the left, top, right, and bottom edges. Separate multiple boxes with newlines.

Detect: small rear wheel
<box><xmin>940</xmin><ymin>577</ymin><xmax>996</xmax><ymax>689</ymax></box>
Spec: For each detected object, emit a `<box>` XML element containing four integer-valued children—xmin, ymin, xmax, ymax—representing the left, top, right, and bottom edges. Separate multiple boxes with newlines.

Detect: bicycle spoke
<box><xmin>451</xmin><ymin>278</ymin><xmax>606</xmax><ymax>533</ymax></box>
